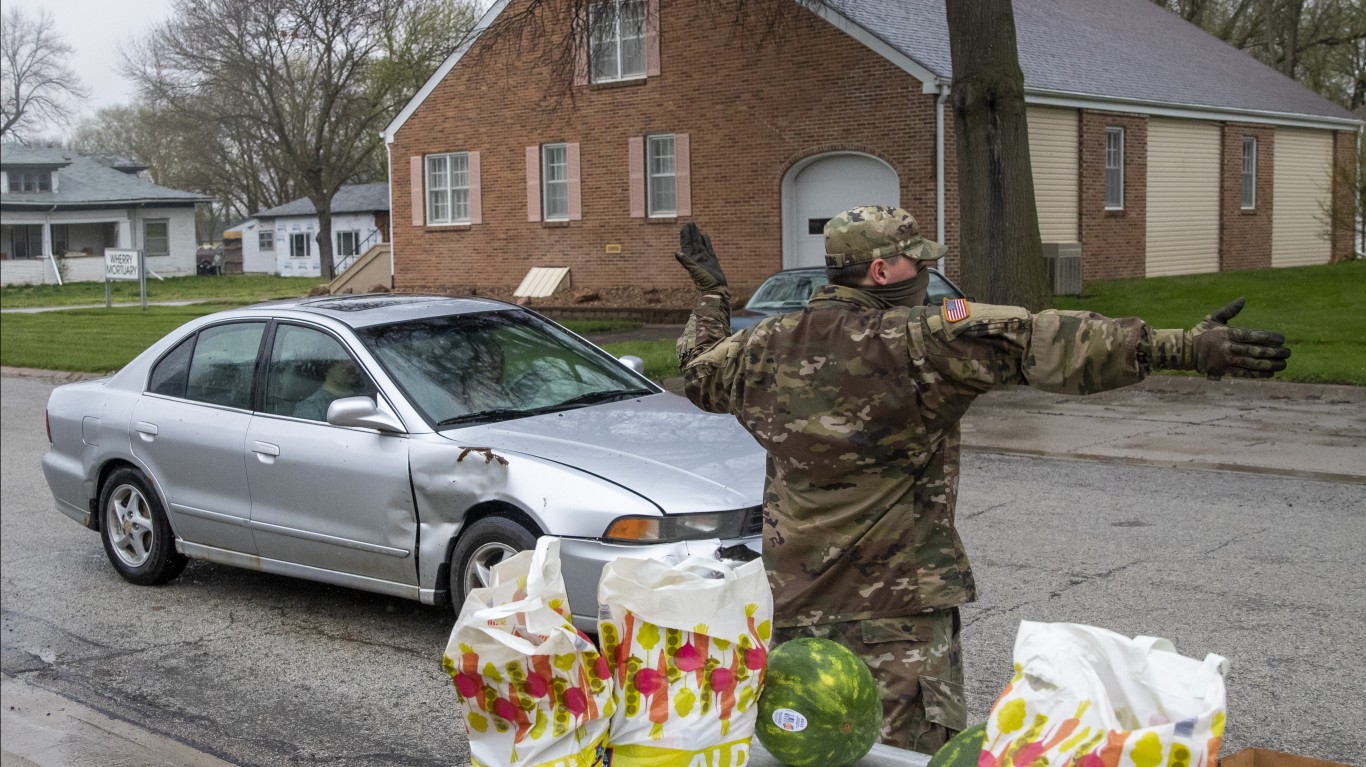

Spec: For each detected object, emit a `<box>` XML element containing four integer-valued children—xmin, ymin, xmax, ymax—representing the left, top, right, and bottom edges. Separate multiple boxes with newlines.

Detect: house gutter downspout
<box><xmin>935</xmin><ymin>83</ymin><xmax>949</xmax><ymax>271</ymax></box>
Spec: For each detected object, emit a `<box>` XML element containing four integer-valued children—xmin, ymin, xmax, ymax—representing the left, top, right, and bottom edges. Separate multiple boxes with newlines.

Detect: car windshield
<box><xmin>745</xmin><ymin>272</ymin><xmax>824</xmax><ymax>310</ymax></box>
<box><xmin>354</xmin><ymin>311</ymin><xmax>653</xmax><ymax>428</ymax></box>
<box><xmin>746</xmin><ymin>269</ymin><xmax>959</xmax><ymax>310</ymax></box>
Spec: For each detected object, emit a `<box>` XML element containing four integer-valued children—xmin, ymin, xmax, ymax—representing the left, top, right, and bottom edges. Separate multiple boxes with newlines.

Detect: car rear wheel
<box><xmin>448</xmin><ymin>516</ymin><xmax>538</xmax><ymax>611</ymax></box>
<box><xmin>99</xmin><ymin>468</ymin><xmax>187</xmax><ymax>585</ymax></box>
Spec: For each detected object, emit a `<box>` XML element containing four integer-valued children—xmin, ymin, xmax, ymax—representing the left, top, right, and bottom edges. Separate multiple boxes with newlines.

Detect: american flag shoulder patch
<box><xmin>943</xmin><ymin>297</ymin><xmax>970</xmax><ymax>322</ymax></box>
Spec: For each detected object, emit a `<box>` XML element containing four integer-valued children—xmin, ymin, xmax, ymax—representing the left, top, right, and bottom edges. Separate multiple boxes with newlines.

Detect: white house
<box><xmin>1</xmin><ymin>144</ymin><xmax>209</xmax><ymax>286</ymax></box>
<box><xmin>228</xmin><ymin>183</ymin><xmax>390</xmax><ymax>277</ymax></box>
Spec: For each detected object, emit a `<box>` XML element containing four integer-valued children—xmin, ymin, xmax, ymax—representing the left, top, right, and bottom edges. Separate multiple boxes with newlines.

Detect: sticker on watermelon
<box><xmin>755</xmin><ymin>638</ymin><xmax>882</xmax><ymax>767</ymax></box>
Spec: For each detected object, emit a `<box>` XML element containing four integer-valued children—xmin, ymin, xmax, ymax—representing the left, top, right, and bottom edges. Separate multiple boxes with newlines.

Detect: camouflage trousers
<box><xmin>772</xmin><ymin>608</ymin><xmax>965</xmax><ymax>755</ymax></box>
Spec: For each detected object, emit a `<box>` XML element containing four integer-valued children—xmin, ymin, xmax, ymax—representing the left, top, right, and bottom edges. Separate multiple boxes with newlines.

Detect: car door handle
<box><xmin>251</xmin><ymin>441</ymin><xmax>281</xmax><ymax>457</ymax></box>
<box><xmin>134</xmin><ymin>421</ymin><xmax>158</xmax><ymax>441</ymax></box>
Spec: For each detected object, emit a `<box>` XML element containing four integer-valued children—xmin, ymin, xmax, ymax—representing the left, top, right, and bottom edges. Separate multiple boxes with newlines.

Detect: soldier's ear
<box><xmin>867</xmin><ymin>257</ymin><xmax>892</xmax><ymax>285</ymax></box>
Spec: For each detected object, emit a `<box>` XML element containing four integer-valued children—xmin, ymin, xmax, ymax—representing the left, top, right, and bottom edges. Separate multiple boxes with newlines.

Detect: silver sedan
<box><xmin>42</xmin><ymin>294</ymin><xmax>764</xmax><ymax>630</ymax></box>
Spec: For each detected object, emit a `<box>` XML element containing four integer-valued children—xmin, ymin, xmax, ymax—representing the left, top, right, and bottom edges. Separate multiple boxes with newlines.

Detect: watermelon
<box><xmin>926</xmin><ymin>723</ymin><xmax>987</xmax><ymax>767</ymax></box>
<box><xmin>755</xmin><ymin>638</ymin><xmax>882</xmax><ymax>767</ymax></box>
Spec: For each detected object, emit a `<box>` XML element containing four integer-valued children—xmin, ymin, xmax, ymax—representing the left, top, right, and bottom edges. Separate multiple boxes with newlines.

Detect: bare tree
<box><xmin>0</xmin><ymin>7</ymin><xmax>89</xmax><ymax>141</ymax></box>
<box><xmin>125</xmin><ymin>0</ymin><xmax>473</xmax><ymax>280</ymax></box>
<box><xmin>462</xmin><ymin>0</ymin><xmax>819</xmax><ymax>112</ymax></box>
<box><xmin>1152</xmin><ymin>0</ymin><xmax>1366</xmax><ymax>108</ymax></box>
<box><xmin>946</xmin><ymin>0</ymin><xmax>1049</xmax><ymax>309</ymax></box>
<box><xmin>72</xmin><ymin>101</ymin><xmax>301</xmax><ymax>242</ymax></box>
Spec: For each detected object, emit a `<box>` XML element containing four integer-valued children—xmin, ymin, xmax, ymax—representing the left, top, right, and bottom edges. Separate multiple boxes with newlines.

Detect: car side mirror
<box><xmin>618</xmin><ymin>355</ymin><xmax>646</xmax><ymax>375</ymax></box>
<box><xmin>326</xmin><ymin>396</ymin><xmax>405</xmax><ymax>433</ymax></box>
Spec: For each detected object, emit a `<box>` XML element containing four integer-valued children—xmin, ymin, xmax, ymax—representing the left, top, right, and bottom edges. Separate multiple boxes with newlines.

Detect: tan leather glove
<box><xmin>1153</xmin><ymin>298</ymin><xmax>1291</xmax><ymax>379</ymax></box>
<box><xmin>674</xmin><ymin>223</ymin><xmax>728</xmax><ymax>294</ymax></box>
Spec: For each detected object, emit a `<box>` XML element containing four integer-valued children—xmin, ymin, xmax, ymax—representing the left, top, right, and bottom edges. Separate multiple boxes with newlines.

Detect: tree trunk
<box><xmin>946</xmin><ymin>0</ymin><xmax>1051</xmax><ymax>311</ymax></box>
<box><xmin>315</xmin><ymin>204</ymin><xmax>336</xmax><ymax>281</ymax></box>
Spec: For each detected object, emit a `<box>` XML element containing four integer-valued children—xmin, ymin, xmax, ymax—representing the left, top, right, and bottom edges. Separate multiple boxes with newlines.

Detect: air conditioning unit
<box><xmin>1043</xmin><ymin>242</ymin><xmax>1083</xmax><ymax>296</ymax></box>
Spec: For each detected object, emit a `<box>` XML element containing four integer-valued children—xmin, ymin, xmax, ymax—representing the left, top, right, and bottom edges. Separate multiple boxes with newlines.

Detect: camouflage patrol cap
<box><xmin>823</xmin><ymin>206</ymin><xmax>947</xmax><ymax>268</ymax></box>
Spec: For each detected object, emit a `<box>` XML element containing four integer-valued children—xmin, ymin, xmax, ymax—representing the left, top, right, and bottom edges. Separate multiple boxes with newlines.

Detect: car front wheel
<box><xmin>99</xmin><ymin>468</ymin><xmax>187</xmax><ymax>585</ymax></box>
<box><xmin>448</xmin><ymin>516</ymin><xmax>538</xmax><ymax>612</ymax></box>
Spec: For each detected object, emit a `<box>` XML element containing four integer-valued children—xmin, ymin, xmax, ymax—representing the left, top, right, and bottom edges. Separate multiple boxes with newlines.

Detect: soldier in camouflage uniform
<box><xmin>673</xmin><ymin>206</ymin><xmax>1290</xmax><ymax>754</ymax></box>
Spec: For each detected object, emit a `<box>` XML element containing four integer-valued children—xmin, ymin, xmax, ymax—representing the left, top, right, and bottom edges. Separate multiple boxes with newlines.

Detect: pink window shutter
<box><xmin>646</xmin><ymin>0</ymin><xmax>661</xmax><ymax>76</ymax></box>
<box><xmin>628</xmin><ymin>137</ymin><xmax>645</xmax><ymax>218</ymax></box>
<box><xmin>410</xmin><ymin>156</ymin><xmax>424</xmax><ymax>226</ymax></box>
<box><xmin>526</xmin><ymin>146</ymin><xmax>541</xmax><ymax>222</ymax></box>
<box><xmin>675</xmin><ymin>133</ymin><xmax>691</xmax><ymax>217</ymax></box>
<box><xmin>468</xmin><ymin>151</ymin><xmax>482</xmax><ymax>225</ymax></box>
<box><xmin>567</xmin><ymin>142</ymin><xmax>582</xmax><ymax>221</ymax></box>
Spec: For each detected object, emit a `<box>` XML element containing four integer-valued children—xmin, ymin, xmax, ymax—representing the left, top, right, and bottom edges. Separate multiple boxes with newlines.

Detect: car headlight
<box><xmin>603</xmin><ymin>508</ymin><xmax>759</xmax><ymax>544</ymax></box>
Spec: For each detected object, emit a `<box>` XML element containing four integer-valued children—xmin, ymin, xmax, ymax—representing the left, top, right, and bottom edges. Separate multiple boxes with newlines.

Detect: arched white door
<box><xmin>783</xmin><ymin>153</ymin><xmax>899</xmax><ymax>269</ymax></box>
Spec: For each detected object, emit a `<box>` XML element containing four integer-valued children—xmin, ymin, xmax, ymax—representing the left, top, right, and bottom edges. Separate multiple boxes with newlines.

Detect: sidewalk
<box><xmin>1</xmin><ymin>674</ymin><xmax>237</xmax><ymax>767</ymax></box>
<box><xmin>2</xmin><ymin>671</ymin><xmax>927</xmax><ymax>767</ymax></box>
<box><xmin>654</xmin><ymin>374</ymin><xmax>1364</xmax><ymax>483</ymax></box>
<box><xmin>958</xmin><ymin>375</ymin><xmax>1365</xmax><ymax>483</ymax></box>
<box><xmin>638</xmin><ymin>328</ymin><xmax>1364</xmax><ymax>484</ymax></box>
<box><xmin>0</xmin><ymin>300</ymin><xmax>210</xmax><ymax>314</ymax></box>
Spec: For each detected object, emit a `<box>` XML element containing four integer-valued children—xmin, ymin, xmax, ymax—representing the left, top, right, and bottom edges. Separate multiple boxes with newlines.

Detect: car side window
<box><xmin>264</xmin><ymin>325</ymin><xmax>376</xmax><ymax>422</ymax></box>
<box><xmin>182</xmin><ymin>323</ymin><xmax>266</xmax><ymax>409</ymax></box>
<box><xmin>926</xmin><ymin>271</ymin><xmax>953</xmax><ymax>305</ymax></box>
<box><xmin>148</xmin><ymin>337</ymin><xmax>195</xmax><ymax>397</ymax></box>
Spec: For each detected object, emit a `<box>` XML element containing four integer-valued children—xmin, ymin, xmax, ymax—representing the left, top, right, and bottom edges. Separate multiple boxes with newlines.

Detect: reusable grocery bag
<box><xmin>444</xmin><ymin>537</ymin><xmax>615</xmax><ymax>767</ymax></box>
<box><xmin>598</xmin><ymin>555</ymin><xmax>772</xmax><ymax>767</ymax></box>
<box><xmin>984</xmin><ymin>621</ymin><xmax>1229</xmax><ymax>767</ymax></box>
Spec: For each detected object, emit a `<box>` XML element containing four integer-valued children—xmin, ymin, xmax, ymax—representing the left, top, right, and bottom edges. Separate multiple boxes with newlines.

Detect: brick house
<box><xmin>383</xmin><ymin>0</ymin><xmax>1361</xmax><ymax>296</ymax></box>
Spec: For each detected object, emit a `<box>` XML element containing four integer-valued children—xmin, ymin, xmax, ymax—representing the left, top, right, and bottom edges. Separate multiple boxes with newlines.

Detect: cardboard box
<box><xmin>1221</xmin><ymin>749</ymin><xmax>1352</xmax><ymax>767</ymax></box>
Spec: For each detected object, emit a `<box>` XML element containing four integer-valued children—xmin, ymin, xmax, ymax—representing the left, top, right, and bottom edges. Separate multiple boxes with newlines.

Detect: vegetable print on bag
<box><xmin>445</xmin><ymin>537</ymin><xmax>616</xmax><ymax>767</ymax></box>
<box><xmin>599</xmin><ymin>556</ymin><xmax>773</xmax><ymax>767</ymax></box>
<box><xmin>982</xmin><ymin>621</ymin><xmax>1229</xmax><ymax>767</ymax></box>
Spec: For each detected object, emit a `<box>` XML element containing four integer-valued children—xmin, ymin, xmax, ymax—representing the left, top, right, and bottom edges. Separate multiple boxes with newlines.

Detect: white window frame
<box><xmin>425</xmin><ymin>152</ymin><xmax>471</xmax><ymax>225</ymax></box>
<box><xmin>542</xmin><ymin>143</ymin><xmax>570</xmax><ymax>221</ymax></box>
<box><xmin>289</xmin><ymin>232</ymin><xmax>311</xmax><ymax>259</ymax></box>
<box><xmin>1104</xmin><ymin>127</ymin><xmax>1125</xmax><ymax>211</ymax></box>
<box><xmin>589</xmin><ymin>0</ymin><xmax>646</xmax><ymax>83</ymax></box>
<box><xmin>259</xmin><ymin>230</ymin><xmax>275</xmax><ymax>251</ymax></box>
<box><xmin>7</xmin><ymin>169</ymin><xmax>53</xmax><ymax>193</ymax></box>
<box><xmin>646</xmin><ymin>134</ymin><xmax>676</xmax><ymax>217</ymax></box>
<box><xmin>1240</xmin><ymin>137</ymin><xmax>1257</xmax><ymax>210</ymax></box>
<box><xmin>336</xmin><ymin>230</ymin><xmax>360</xmax><ymax>257</ymax></box>
<box><xmin>143</xmin><ymin>219</ymin><xmax>170</xmax><ymax>256</ymax></box>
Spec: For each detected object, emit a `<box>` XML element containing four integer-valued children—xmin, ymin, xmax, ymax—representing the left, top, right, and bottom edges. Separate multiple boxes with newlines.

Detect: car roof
<box><xmin>245</xmin><ymin>293</ymin><xmax>520</xmax><ymax>328</ymax></box>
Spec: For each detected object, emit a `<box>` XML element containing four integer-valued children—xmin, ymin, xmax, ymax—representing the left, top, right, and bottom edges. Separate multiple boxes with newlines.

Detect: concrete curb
<box><xmin>1</xmin><ymin>675</ymin><xmax>238</xmax><ymax>767</ymax></box>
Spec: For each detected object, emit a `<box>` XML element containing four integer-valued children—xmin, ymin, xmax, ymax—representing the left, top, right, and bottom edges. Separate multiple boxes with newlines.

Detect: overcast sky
<box><xmin>9</xmin><ymin>0</ymin><xmax>174</xmax><ymax>126</ymax></box>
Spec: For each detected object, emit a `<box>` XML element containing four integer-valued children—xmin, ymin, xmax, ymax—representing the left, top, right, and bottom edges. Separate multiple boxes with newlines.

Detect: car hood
<box><xmin>439</xmin><ymin>393</ymin><xmax>766</xmax><ymax>514</ymax></box>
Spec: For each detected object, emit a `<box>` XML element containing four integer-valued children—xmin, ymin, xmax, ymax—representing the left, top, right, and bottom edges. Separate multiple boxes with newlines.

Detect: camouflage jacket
<box><xmin>678</xmin><ymin>284</ymin><xmax>1171</xmax><ymax>628</ymax></box>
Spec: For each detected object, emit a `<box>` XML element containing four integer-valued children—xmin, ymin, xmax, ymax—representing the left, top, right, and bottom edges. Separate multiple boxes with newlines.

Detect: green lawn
<box><xmin>1</xmin><ymin>304</ymin><xmax>246</xmax><ymax>373</ymax></box>
<box><xmin>3</xmin><ymin>262</ymin><xmax>1361</xmax><ymax>384</ymax></box>
<box><xmin>1053</xmin><ymin>260</ymin><xmax>1364</xmax><ymax>385</ymax></box>
<box><xmin>0</xmin><ymin>303</ymin><xmax>642</xmax><ymax>376</ymax></box>
<box><xmin>596</xmin><ymin>339</ymin><xmax>681</xmax><ymax>383</ymax></box>
<box><xmin>0</xmin><ymin>275</ymin><xmax>321</xmax><ymax>308</ymax></box>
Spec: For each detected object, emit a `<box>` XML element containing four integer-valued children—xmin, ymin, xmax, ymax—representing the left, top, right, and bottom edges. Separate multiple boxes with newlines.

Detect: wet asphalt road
<box><xmin>2</xmin><ymin>374</ymin><xmax>1363</xmax><ymax>765</ymax></box>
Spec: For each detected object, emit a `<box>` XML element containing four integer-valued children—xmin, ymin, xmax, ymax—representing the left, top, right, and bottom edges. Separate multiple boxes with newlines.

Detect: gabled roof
<box><xmin>1</xmin><ymin>143</ymin><xmax>210</xmax><ymax>208</ymax></box>
<box><xmin>386</xmin><ymin>0</ymin><xmax>1360</xmax><ymax>142</ymax></box>
<box><xmin>0</xmin><ymin>144</ymin><xmax>72</xmax><ymax>168</ymax></box>
<box><xmin>835</xmin><ymin>0</ymin><xmax>1357</xmax><ymax>125</ymax></box>
<box><xmin>253</xmin><ymin>183</ymin><xmax>390</xmax><ymax>218</ymax></box>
